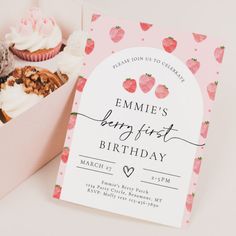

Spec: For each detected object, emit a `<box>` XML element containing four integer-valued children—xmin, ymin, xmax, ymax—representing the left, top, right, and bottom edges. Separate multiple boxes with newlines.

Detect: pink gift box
<box><xmin>0</xmin><ymin>78</ymin><xmax>77</xmax><ymax>198</ymax></box>
<box><xmin>0</xmin><ymin>0</ymin><xmax>86</xmax><ymax>199</ymax></box>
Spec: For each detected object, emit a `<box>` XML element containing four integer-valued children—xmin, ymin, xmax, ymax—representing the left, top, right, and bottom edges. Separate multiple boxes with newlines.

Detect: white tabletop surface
<box><xmin>1</xmin><ymin>0</ymin><xmax>236</xmax><ymax>235</ymax></box>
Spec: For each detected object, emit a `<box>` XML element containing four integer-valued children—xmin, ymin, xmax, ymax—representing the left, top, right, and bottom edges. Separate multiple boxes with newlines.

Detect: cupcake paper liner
<box><xmin>0</xmin><ymin>109</ymin><xmax>11</xmax><ymax>123</ymax></box>
<box><xmin>10</xmin><ymin>42</ymin><xmax>62</xmax><ymax>62</ymax></box>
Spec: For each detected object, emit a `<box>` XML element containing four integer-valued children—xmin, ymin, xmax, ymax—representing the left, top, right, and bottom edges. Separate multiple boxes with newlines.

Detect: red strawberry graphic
<box><xmin>76</xmin><ymin>76</ymin><xmax>87</xmax><ymax>92</ymax></box>
<box><xmin>61</xmin><ymin>147</ymin><xmax>69</xmax><ymax>163</ymax></box>
<box><xmin>186</xmin><ymin>58</ymin><xmax>200</xmax><ymax>74</ymax></box>
<box><xmin>162</xmin><ymin>37</ymin><xmax>177</xmax><ymax>53</ymax></box>
<box><xmin>192</xmin><ymin>33</ymin><xmax>207</xmax><ymax>42</ymax></box>
<box><xmin>139</xmin><ymin>73</ymin><xmax>155</xmax><ymax>93</ymax></box>
<box><xmin>207</xmin><ymin>81</ymin><xmax>218</xmax><ymax>100</ymax></box>
<box><xmin>214</xmin><ymin>46</ymin><xmax>225</xmax><ymax>63</ymax></box>
<box><xmin>155</xmin><ymin>84</ymin><xmax>169</xmax><ymax>99</ymax></box>
<box><xmin>68</xmin><ymin>113</ymin><xmax>77</xmax><ymax>129</ymax></box>
<box><xmin>91</xmin><ymin>14</ymin><xmax>101</xmax><ymax>22</ymax></box>
<box><xmin>85</xmin><ymin>38</ymin><xmax>94</xmax><ymax>55</ymax></box>
<box><xmin>140</xmin><ymin>22</ymin><xmax>152</xmax><ymax>31</ymax></box>
<box><xmin>186</xmin><ymin>193</ymin><xmax>194</xmax><ymax>212</ymax></box>
<box><xmin>53</xmin><ymin>185</ymin><xmax>62</xmax><ymax>199</ymax></box>
<box><xmin>200</xmin><ymin>121</ymin><xmax>209</xmax><ymax>138</ymax></box>
<box><xmin>109</xmin><ymin>26</ymin><xmax>125</xmax><ymax>43</ymax></box>
<box><xmin>193</xmin><ymin>157</ymin><xmax>202</xmax><ymax>174</ymax></box>
<box><xmin>123</xmin><ymin>78</ymin><xmax>137</xmax><ymax>93</ymax></box>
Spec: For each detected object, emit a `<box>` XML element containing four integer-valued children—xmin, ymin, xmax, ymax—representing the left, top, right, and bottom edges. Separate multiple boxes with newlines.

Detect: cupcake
<box><xmin>0</xmin><ymin>66</ymin><xmax>68</xmax><ymax>123</ymax></box>
<box><xmin>0</xmin><ymin>42</ymin><xmax>15</xmax><ymax>78</ymax></box>
<box><xmin>57</xmin><ymin>30</ymin><xmax>88</xmax><ymax>79</ymax></box>
<box><xmin>5</xmin><ymin>7</ymin><xmax>62</xmax><ymax>62</ymax></box>
<box><xmin>0</xmin><ymin>42</ymin><xmax>15</xmax><ymax>125</ymax></box>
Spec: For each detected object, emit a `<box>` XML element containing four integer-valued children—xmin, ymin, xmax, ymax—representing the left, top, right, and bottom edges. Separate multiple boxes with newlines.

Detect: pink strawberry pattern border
<box><xmin>53</xmin><ymin>13</ymin><xmax>225</xmax><ymax>227</ymax></box>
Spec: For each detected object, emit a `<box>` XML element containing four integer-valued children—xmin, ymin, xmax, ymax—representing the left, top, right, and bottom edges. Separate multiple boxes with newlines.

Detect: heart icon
<box><xmin>123</xmin><ymin>166</ymin><xmax>135</xmax><ymax>178</ymax></box>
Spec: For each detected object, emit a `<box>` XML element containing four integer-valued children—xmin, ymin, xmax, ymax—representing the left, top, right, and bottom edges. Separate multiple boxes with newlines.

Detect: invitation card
<box><xmin>53</xmin><ymin>14</ymin><xmax>225</xmax><ymax>227</ymax></box>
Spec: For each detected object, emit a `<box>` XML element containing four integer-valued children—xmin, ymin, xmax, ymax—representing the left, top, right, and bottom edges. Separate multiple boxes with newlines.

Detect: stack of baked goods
<box><xmin>0</xmin><ymin>7</ymin><xmax>83</xmax><ymax>125</ymax></box>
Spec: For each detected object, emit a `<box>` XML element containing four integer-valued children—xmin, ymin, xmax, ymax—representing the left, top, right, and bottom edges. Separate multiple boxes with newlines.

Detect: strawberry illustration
<box><xmin>123</xmin><ymin>78</ymin><xmax>137</xmax><ymax>93</ymax></box>
<box><xmin>200</xmin><ymin>121</ymin><xmax>209</xmax><ymax>138</ymax></box>
<box><xmin>162</xmin><ymin>37</ymin><xmax>177</xmax><ymax>53</ymax></box>
<box><xmin>91</xmin><ymin>14</ymin><xmax>101</xmax><ymax>22</ymax></box>
<box><xmin>139</xmin><ymin>73</ymin><xmax>155</xmax><ymax>93</ymax></box>
<box><xmin>85</xmin><ymin>38</ymin><xmax>95</xmax><ymax>55</ymax></box>
<box><xmin>214</xmin><ymin>46</ymin><xmax>225</xmax><ymax>63</ymax></box>
<box><xmin>207</xmin><ymin>81</ymin><xmax>218</xmax><ymax>100</ymax></box>
<box><xmin>192</xmin><ymin>33</ymin><xmax>207</xmax><ymax>42</ymax></box>
<box><xmin>109</xmin><ymin>26</ymin><xmax>125</xmax><ymax>43</ymax></box>
<box><xmin>186</xmin><ymin>58</ymin><xmax>200</xmax><ymax>74</ymax></box>
<box><xmin>186</xmin><ymin>193</ymin><xmax>194</xmax><ymax>212</ymax></box>
<box><xmin>53</xmin><ymin>185</ymin><xmax>62</xmax><ymax>199</ymax></box>
<box><xmin>155</xmin><ymin>84</ymin><xmax>169</xmax><ymax>99</ymax></box>
<box><xmin>76</xmin><ymin>76</ymin><xmax>87</xmax><ymax>92</ymax></box>
<box><xmin>61</xmin><ymin>147</ymin><xmax>69</xmax><ymax>163</ymax></box>
<box><xmin>193</xmin><ymin>157</ymin><xmax>202</xmax><ymax>174</ymax></box>
<box><xmin>140</xmin><ymin>22</ymin><xmax>152</xmax><ymax>31</ymax></box>
<box><xmin>68</xmin><ymin>113</ymin><xmax>77</xmax><ymax>129</ymax></box>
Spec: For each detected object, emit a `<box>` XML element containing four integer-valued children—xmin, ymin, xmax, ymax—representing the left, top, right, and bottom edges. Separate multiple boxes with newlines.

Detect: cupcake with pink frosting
<box><xmin>5</xmin><ymin>7</ymin><xmax>62</xmax><ymax>62</ymax></box>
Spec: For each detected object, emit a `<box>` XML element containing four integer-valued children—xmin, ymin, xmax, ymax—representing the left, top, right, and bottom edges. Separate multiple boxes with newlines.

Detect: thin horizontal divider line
<box><xmin>143</xmin><ymin>168</ymin><xmax>181</xmax><ymax>178</ymax></box>
<box><xmin>79</xmin><ymin>154</ymin><xmax>116</xmax><ymax>164</ymax></box>
<box><xmin>77</xmin><ymin>166</ymin><xmax>113</xmax><ymax>175</ymax></box>
<box><xmin>140</xmin><ymin>180</ymin><xmax>178</xmax><ymax>190</ymax></box>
